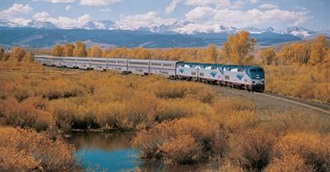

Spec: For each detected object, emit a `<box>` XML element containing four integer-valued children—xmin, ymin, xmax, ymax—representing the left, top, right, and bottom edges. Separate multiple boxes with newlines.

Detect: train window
<box><xmin>250</xmin><ymin>69</ymin><xmax>256</xmax><ymax>72</ymax></box>
<box><xmin>225</xmin><ymin>75</ymin><xmax>229</xmax><ymax>80</ymax></box>
<box><xmin>257</xmin><ymin>69</ymin><xmax>264</xmax><ymax>72</ymax></box>
<box><xmin>191</xmin><ymin>72</ymin><xmax>196</xmax><ymax>75</ymax></box>
<box><xmin>200</xmin><ymin>73</ymin><xmax>204</xmax><ymax>76</ymax></box>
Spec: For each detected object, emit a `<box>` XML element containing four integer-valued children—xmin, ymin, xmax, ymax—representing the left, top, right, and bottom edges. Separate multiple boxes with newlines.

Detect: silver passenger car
<box><xmin>34</xmin><ymin>55</ymin><xmax>53</xmax><ymax>66</ymax></box>
<box><xmin>63</xmin><ymin>57</ymin><xmax>76</xmax><ymax>68</ymax></box>
<box><xmin>127</xmin><ymin>59</ymin><xmax>150</xmax><ymax>75</ymax></box>
<box><xmin>75</xmin><ymin>57</ymin><xmax>91</xmax><ymax>69</ymax></box>
<box><xmin>90</xmin><ymin>58</ymin><xmax>107</xmax><ymax>71</ymax></box>
<box><xmin>52</xmin><ymin>57</ymin><xmax>65</xmax><ymax>67</ymax></box>
<box><xmin>150</xmin><ymin>60</ymin><xmax>180</xmax><ymax>79</ymax></box>
<box><xmin>107</xmin><ymin>58</ymin><xmax>129</xmax><ymax>74</ymax></box>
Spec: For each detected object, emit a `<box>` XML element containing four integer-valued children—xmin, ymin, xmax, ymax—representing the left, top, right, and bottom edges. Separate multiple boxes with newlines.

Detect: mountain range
<box><xmin>0</xmin><ymin>19</ymin><xmax>329</xmax><ymax>48</ymax></box>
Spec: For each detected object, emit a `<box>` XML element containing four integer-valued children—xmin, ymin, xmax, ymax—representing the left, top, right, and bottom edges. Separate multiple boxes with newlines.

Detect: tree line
<box><xmin>1</xmin><ymin>31</ymin><xmax>329</xmax><ymax>66</ymax></box>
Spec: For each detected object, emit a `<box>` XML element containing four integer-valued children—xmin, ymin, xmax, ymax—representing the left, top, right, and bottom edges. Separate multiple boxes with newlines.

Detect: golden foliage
<box><xmin>227</xmin><ymin>128</ymin><xmax>276</xmax><ymax>171</ymax></box>
<box><xmin>131</xmin><ymin>117</ymin><xmax>220</xmax><ymax>165</ymax></box>
<box><xmin>0</xmin><ymin>127</ymin><xmax>79</xmax><ymax>171</ymax></box>
<box><xmin>73</xmin><ymin>41</ymin><xmax>87</xmax><ymax>57</ymax></box>
<box><xmin>221</xmin><ymin>31</ymin><xmax>256</xmax><ymax>64</ymax></box>
<box><xmin>265</xmin><ymin>64</ymin><xmax>330</xmax><ymax>103</ymax></box>
<box><xmin>272</xmin><ymin>132</ymin><xmax>330</xmax><ymax>172</ymax></box>
<box><xmin>52</xmin><ymin>44</ymin><xmax>63</xmax><ymax>56</ymax></box>
<box><xmin>10</xmin><ymin>47</ymin><xmax>26</xmax><ymax>62</ymax></box>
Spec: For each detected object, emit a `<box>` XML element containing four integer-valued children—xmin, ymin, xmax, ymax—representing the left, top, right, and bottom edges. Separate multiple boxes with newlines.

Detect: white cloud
<box><xmin>45</xmin><ymin>0</ymin><xmax>76</xmax><ymax>3</ymax></box>
<box><xmin>65</xmin><ymin>5</ymin><xmax>72</xmax><ymax>11</ymax></box>
<box><xmin>258</xmin><ymin>3</ymin><xmax>278</xmax><ymax>10</ymax></box>
<box><xmin>249</xmin><ymin>0</ymin><xmax>258</xmax><ymax>4</ymax></box>
<box><xmin>33</xmin><ymin>12</ymin><xmax>51</xmax><ymax>19</ymax></box>
<box><xmin>185</xmin><ymin>6</ymin><xmax>216</xmax><ymax>22</ymax></box>
<box><xmin>184</xmin><ymin>0</ymin><xmax>231</xmax><ymax>8</ymax></box>
<box><xmin>11</xmin><ymin>18</ymin><xmax>31</xmax><ymax>26</ymax></box>
<box><xmin>185</xmin><ymin>6</ymin><xmax>311</xmax><ymax>29</ymax></box>
<box><xmin>118</xmin><ymin>11</ymin><xmax>176</xmax><ymax>29</ymax></box>
<box><xmin>1</xmin><ymin>3</ymin><xmax>33</xmax><ymax>19</ymax></box>
<box><xmin>31</xmin><ymin>12</ymin><xmax>91</xmax><ymax>29</ymax></box>
<box><xmin>99</xmin><ymin>8</ymin><xmax>111</xmax><ymax>12</ymax></box>
<box><xmin>166</xmin><ymin>0</ymin><xmax>182</xmax><ymax>14</ymax></box>
<box><xmin>80</xmin><ymin>0</ymin><xmax>120</xmax><ymax>6</ymax></box>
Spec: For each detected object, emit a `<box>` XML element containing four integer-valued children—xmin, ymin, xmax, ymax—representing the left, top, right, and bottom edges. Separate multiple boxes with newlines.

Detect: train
<box><xmin>34</xmin><ymin>55</ymin><xmax>265</xmax><ymax>92</ymax></box>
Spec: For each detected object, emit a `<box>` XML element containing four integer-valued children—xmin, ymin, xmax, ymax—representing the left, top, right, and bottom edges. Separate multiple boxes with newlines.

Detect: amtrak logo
<box><xmin>179</xmin><ymin>69</ymin><xmax>184</xmax><ymax>73</ymax></box>
<box><xmin>210</xmin><ymin>72</ymin><xmax>217</xmax><ymax>77</ymax></box>
<box><xmin>236</xmin><ymin>74</ymin><xmax>244</xmax><ymax>80</ymax></box>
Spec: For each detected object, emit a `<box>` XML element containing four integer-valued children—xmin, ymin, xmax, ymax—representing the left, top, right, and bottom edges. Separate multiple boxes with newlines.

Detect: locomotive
<box><xmin>34</xmin><ymin>55</ymin><xmax>265</xmax><ymax>92</ymax></box>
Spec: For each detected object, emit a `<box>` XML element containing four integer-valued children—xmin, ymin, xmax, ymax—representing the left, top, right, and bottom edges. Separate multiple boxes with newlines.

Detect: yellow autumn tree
<box><xmin>22</xmin><ymin>52</ymin><xmax>34</xmax><ymax>62</ymax></box>
<box><xmin>10</xmin><ymin>47</ymin><xmax>26</xmax><ymax>62</ymax></box>
<box><xmin>204</xmin><ymin>44</ymin><xmax>217</xmax><ymax>63</ymax></box>
<box><xmin>73</xmin><ymin>41</ymin><xmax>87</xmax><ymax>57</ymax></box>
<box><xmin>256</xmin><ymin>48</ymin><xmax>276</xmax><ymax>65</ymax></box>
<box><xmin>309</xmin><ymin>34</ymin><xmax>327</xmax><ymax>65</ymax></box>
<box><xmin>88</xmin><ymin>45</ymin><xmax>103</xmax><ymax>57</ymax></box>
<box><xmin>221</xmin><ymin>31</ymin><xmax>256</xmax><ymax>65</ymax></box>
<box><xmin>63</xmin><ymin>43</ymin><xmax>75</xmax><ymax>57</ymax></box>
<box><xmin>52</xmin><ymin>44</ymin><xmax>63</xmax><ymax>56</ymax></box>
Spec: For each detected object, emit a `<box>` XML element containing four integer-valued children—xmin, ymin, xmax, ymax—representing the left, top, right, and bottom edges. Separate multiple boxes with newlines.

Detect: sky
<box><xmin>0</xmin><ymin>0</ymin><xmax>329</xmax><ymax>30</ymax></box>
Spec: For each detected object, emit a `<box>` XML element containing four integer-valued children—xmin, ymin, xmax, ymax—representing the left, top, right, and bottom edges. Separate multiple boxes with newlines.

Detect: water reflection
<box><xmin>68</xmin><ymin>132</ymin><xmax>141</xmax><ymax>171</ymax></box>
<box><xmin>68</xmin><ymin>132</ymin><xmax>219</xmax><ymax>172</ymax></box>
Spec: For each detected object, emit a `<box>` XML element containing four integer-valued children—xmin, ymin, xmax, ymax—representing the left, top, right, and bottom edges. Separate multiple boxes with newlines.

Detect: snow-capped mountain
<box><xmin>26</xmin><ymin>20</ymin><xmax>56</xmax><ymax>29</ymax></box>
<box><xmin>0</xmin><ymin>19</ymin><xmax>17</xmax><ymax>27</ymax></box>
<box><xmin>1</xmin><ymin>18</ymin><xmax>329</xmax><ymax>49</ymax></box>
<box><xmin>282</xmin><ymin>26</ymin><xmax>317</xmax><ymax>39</ymax></box>
<box><xmin>242</xmin><ymin>27</ymin><xmax>263</xmax><ymax>34</ymax></box>
<box><xmin>82</xmin><ymin>20</ymin><xmax>118</xmax><ymax>30</ymax></box>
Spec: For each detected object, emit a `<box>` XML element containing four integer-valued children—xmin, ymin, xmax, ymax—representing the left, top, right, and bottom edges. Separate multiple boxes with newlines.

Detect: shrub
<box><xmin>0</xmin><ymin>97</ymin><xmax>52</xmax><ymax>131</ymax></box>
<box><xmin>52</xmin><ymin>100</ymin><xmax>77</xmax><ymax>132</ymax></box>
<box><xmin>0</xmin><ymin>127</ymin><xmax>80</xmax><ymax>171</ymax></box>
<box><xmin>131</xmin><ymin>117</ymin><xmax>221</xmax><ymax>165</ymax></box>
<box><xmin>273</xmin><ymin>132</ymin><xmax>330</xmax><ymax>172</ymax></box>
<box><xmin>155</xmin><ymin>99</ymin><xmax>193</xmax><ymax>122</ymax></box>
<box><xmin>265</xmin><ymin>154</ymin><xmax>314</xmax><ymax>172</ymax></box>
<box><xmin>227</xmin><ymin>128</ymin><xmax>276</xmax><ymax>171</ymax></box>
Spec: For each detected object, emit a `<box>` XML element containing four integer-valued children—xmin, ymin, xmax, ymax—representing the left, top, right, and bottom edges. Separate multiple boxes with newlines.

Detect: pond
<box><xmin>68</xmin><ymin>132</ymin><xmax>141</xmax><ymax>171</ymax></box>
<box><xmin>68</xmin><ymin>132</ymin><xmax>219</xmax><ymax>171</ymax></box>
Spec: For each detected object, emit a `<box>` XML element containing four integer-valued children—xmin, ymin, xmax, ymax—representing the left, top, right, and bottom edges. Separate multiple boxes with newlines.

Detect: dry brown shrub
<box><xmin>155</xmin><ymin>99</ymin><xmax>193</xmax><ymax>122</ymax></box>
<box><xmin>131</xmin><ymin>117</ymin><xmax>221</xmax><ymax>165</ymax></box>
<box><xmin>95</xmin><ymin>102</ymin><xmax>126</xmax><ymax>130</ymax></box>
<box><xmin>264</xmin><ymin>154</ymin><xmax>314</xmax><ymax>172</ymax></box>
<box><xmin>273</xmin><ymin>132</ymin><xmax>330</xmax><ymax>172</ymax></box>
<box><xmin>0</xmin><ymin>97</ymin><xmax>52</xmax><ymax>131</ymax></box>
<box><xmin>258</xmin><ymin>111</ymin><xmax>330</xmax><ymax>136</ymax></box>
<box><xmin>0</xmin><ymin>127</ymin><xmax>80</xmax><ymax>171</ymax></box>
<box><xmin>227</xmin><ymin>128</ymin><xmax>276</xmax><ymax>171</ymax></box>
<box><xmin>213</xmin><ymin>97</ymin><xmax>256</xmax><ymax>113</ymax></box>
<box><xmin>159</xmin><ymin>134</ymin><xmax>202</xmax><ymax>165</ymax></box>
<box><xmin>219</xmin><ymin>161</ymin><xmax>244</xmax><ymax>172</ymax></box>
<box><xmin>51</xmin><ymin>100</ymin><xmax>77</xmax><ymax>132</ymax></box>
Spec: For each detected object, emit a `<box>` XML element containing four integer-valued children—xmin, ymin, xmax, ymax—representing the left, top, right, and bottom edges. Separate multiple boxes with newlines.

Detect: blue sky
<box><xmin>1</xmin><ymin>0</ymin><xmax>329</xmax><ymax>30</ymax></box>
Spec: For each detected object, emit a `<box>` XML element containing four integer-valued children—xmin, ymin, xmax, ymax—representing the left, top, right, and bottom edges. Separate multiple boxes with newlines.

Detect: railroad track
<box><xmin>214</xmin><ymin>85</ymin><xmax>330</xmax><ymax>115</ymax></box>
<box><xmin>255</xmin><ymin>92</ymin><xmax>330</xmax><ymax>115</ymax></box>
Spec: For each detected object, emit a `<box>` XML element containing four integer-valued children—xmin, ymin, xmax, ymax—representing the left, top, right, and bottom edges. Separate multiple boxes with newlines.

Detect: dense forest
<box><xmin>0</xmin><ymin>31</ymin><xmax>329</xmax><ymax>171</ymax></box>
